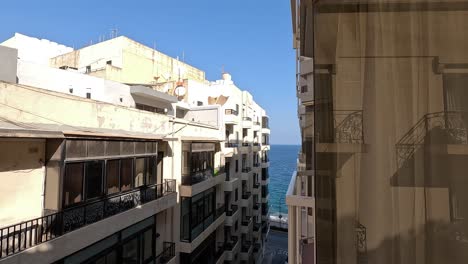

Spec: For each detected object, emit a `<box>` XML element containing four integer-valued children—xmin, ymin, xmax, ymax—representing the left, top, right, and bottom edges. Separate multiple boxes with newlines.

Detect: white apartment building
<box><xmin>0</xmin><ymin>33</ymin><xmax>269</xmax><ymax>264</ymax></box>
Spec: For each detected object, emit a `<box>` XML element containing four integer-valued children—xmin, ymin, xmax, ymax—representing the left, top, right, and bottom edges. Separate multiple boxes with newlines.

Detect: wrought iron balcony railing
<box><xmin>356</xmin><ymin>222</ymin><xmax>367</xmax><ymax>264</ymax></box>
<box><xmin>0</xmin><ymin>180</ymin><xmax>176</xmax><ymax>259</ymax></box>
<box><xmin>317</xmin><ymin>110</ymin><xmax>364</xmax><ymax>144</ymax></box>
<box><xmin>396</xmin><ymin>111</ymin><xmax>468</xmax><ymax>168</ymax></box>
<box><xmin>155</xmin><ymin>242</ymin><xmax>176</xmax><ymax>264</ymax></box>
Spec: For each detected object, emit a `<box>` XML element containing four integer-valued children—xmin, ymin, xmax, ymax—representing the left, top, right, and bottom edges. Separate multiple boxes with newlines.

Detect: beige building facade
<box><xmin>289</xmin><ymin>0</ymin><xmax>468</xmax><ymax>264</ymax></box>
<box><xmin>0</xmin><ymin>33</ymin><xmax>269</xmax><ymax>264</ymax></box>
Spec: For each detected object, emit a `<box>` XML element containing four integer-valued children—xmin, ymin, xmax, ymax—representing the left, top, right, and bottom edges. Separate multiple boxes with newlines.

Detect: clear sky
<box><xmin>0</xmin><ymin>0</ymin><xmax>300</xmax><ymax>145</ymax></box>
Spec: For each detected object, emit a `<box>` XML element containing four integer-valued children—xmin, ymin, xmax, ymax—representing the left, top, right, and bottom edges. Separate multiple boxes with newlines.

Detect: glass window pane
<box><xmin>66</xmin><ymin>140</ymin><xmax>86</xmax><ymax>158</ymax></box>
<box><xmin>105</xmin><ymin>250</ymin><xmax>117</xmax><ymax>264</ymax></box>
<box><xmin>122</xmin><ymin>238</ymin><xmax>138</xmax><ymax>264</ymax></box>
<box><xmin>106</xmin><ymin>160</ymin><xmax>120</xmax><ymax>194</ymax></box>
<box><xmin>86</xmin><ymin>161</ymin><xmax>104</xmax><ymax>199</ymax></box>
<box><xmin>143</xmin><ymin>229</ymin><xmax>153</xmax><ymax>261</ymax></box>
<box><xmin>135</xmin><ymin>142</ymin><xmax>146</xmax><ymax>154</ymax></box>
<box><xmin>106</xmin><ymin>141</ymin><xmax>120</xmax><ymax>156</ymax></box>
<box><xmin>87</xmin><ymin>141</ymin><xmax>105</xmax><ymax>157</ymax></box>
<box><xmin>146</xmin><ymin>157</ymin><xmax>156</xmax><ymax>185</ymax></box>
<box><xmin>63</xmin><ymin>163</ymin><xmax>84</xmax><ymax>206</ymax></box>
<box><xmin>121</xmin><ymin>159</ymin><xmax>133</xmax><ymax>191</ymax></box>
<box><xmin>121</xmin><ymin>141</ymin><xmax>134</xmax><ymax>155</ymax></box>
<box><xmin>135</xmin><ymin>158</ymin><xmax>145</xmax><ymax>187</ymax></box>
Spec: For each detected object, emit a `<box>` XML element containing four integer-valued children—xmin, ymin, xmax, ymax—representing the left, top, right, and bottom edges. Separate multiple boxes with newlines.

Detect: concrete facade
<box><xmin>0</xmin><ymin>33</ymin><xmax>269</xmax><ymax>264</ymax></box>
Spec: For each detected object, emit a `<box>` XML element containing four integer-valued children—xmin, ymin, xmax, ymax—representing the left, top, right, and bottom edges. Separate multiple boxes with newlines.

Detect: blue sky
<box><xmin>0</xmin><ymin>0</ymin><xmax>300</xmax><ymax>145</ymax></box>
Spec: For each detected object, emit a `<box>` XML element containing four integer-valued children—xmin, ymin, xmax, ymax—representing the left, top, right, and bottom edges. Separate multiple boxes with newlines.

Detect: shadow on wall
<box><xmin>330</xmin><ymin>215</ymin><xmax>468</xmax><ymax>264</ymax></box>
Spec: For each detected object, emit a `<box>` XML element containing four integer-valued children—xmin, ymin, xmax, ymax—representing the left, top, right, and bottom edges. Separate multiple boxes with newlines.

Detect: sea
<box><xmin>268</xmin><ymin>144</ymin><xmax>301</xmax><ymax>220</ymax></box>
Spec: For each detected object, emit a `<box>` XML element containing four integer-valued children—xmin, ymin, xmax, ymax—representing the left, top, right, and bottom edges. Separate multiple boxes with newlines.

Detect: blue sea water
<box><xmin>268</xmin><ymin>144</ymin><xmax>301</xmax><ymax>216</ymax></box>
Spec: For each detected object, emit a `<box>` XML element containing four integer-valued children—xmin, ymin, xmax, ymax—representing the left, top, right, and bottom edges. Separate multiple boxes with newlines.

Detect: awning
<box><xmin>0</xmin><ymin>120</ymin><xmax>64</xmax><ymax>138</ymax></box>
<box><xmin>0</xmin><ymin>119</ymin><xmax>164</xmax><ymax>140</ymax></box>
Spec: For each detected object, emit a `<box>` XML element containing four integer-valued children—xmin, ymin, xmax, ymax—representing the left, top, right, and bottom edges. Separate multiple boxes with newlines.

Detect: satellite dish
<box><xmin>174</xmin><ymin>85</ymin><xmax>186</xmax><ymax>97</ymax></box>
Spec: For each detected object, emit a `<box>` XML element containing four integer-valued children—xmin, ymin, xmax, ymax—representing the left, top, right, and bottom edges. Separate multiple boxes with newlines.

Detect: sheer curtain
<box><xmin>309</xmin><ymin>1</ymin><xmax>468</xmax><ymax>264</ymax></box>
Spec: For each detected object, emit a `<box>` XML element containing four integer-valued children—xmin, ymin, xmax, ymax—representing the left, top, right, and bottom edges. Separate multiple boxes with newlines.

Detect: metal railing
<box><xmin>241</xmin><ymin>216</ymin><xmax>252</xmax><ymax>226</ymax></box>
<box><xmin>0</xmin><ymin>180</ymin><xmax>176</xmax><ymax>259</ymax></box>
<box><xmin>317</xmin><ymin>110</ymin><xmax>364</xmax><ymax>144</ymax></box>
<box><xmin>241</xmin><ymin>240</ymin><xmax>252</xmax><ymax>252</ymax></box>
<box><xmin>396</xmin><ymin>111</ymin><xmax>468</xmax><ymax>168</ymax></box>
<box><xmin>242</xmin><ymin>192</ymin><xmax>252</xmax><ymax>200</ymax></box>
<box><xmin>182</xmin><ymin>168</ymin><xmax>214</xmax><ymax>186</ymax></box>
<box><xmin>215</xmin><ymin>241</ymin><xmax>225</xmax><ymax>261</ymax></box>
<box><xmin>225</xmin><ymin>236</ymin><xmax>239</xmax><ymax>251</ymax></box>
<box><xmin>155</xmin><ymin>242</ymin><xmax>176</xmax><ymax>264</ymax></box>
<box><xmin>226</xmin><ymin>205</ymin><xmax>238</xmax><ymax>216</ymax></box>
<box><xmin>242</xmin><ymin>167</ymin><xmax>251</xmax><ymax>173</ymax></box>
<box><xmin>356</xmin><ymin>222</ymin><xmax>368</xmax><ymax>264</ymax></box>
<box><xmin>216</xmin><ymin>205</ymin><xmax>226</xmax><ymax>218</ymax></box>
<box><xmin>225</xmin><ymin>141</ymin><xmax>240</xmax><ymax>148</ymax></box>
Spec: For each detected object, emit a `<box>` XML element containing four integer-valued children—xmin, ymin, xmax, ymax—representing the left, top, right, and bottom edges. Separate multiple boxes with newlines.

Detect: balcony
<box><xmin>215</xmin><ymin>241</ymin><xmax>226</xmax><ymax>264</ymax></box>
<box><xmin>224</xmin><ymin>174</ymin><xmax>239</xmax><ymax>192</ymax></box>
<box><xmin>240</xmin><ymin>240</ymin><xmax>253</xmax><ymax>261</ymax></box>
<box><xmin>0</xmin><ymin>180</ymin><xmax>176</xmax><ymax>260</ymax></box>
<box><xmin>241</xmin><ymin>216</ymin><xmax>253</xmax><ymax>234</ymax></box>
<box><xmin>253</xmin><ymin>223</ymin><xmax>261</xmax><ymax>237</ymax></box>
<box><xmin>261</xmin><ymin>157</ymin><xmax>270</xmax><ymax>168</ymax></box>
<box><xmin>225</xmin><ymin>205</ymin><xmax>240</xmax><ymax>226</ymax></box>
<box><xmin>180</xmin><ymin>167</ymin><xmax>226</xmax><ymax>197</ymax></box>
<box><xmin>252</xmin><ymin>142</ymin><xmax>261</xmax><ymax>151</ymax></box>
<box><xmin>253</xmin><ymin>203</ymin><xmax>260</xmax><ymax>215</ymax></box>
<box><xmin>155</xmin><ymin>242</ymin><xmax>176</xmax><ymax>264</ymax></box>
<box><xmin>241</xmin><ymin>167</ymin><xmax>252</xmax><ymax>180</ymax></box>
<box><xmin>253</xmin><ymin>242</ymin><xmax>263</xmax><ymax>263</ymax></box>
<box><xmin>252</xmin><ymin>182</ymin><xmax>260</xmax><ymax>195</ymax></box>
<box><xmin>253</xmin><ymin>121</ymin><xmax>261</xmax><ymax>131</ymax></box>
<box><xmin>239</xmin><ymin>143</ymin><xmax>251</xmax><ymax>153</ymax></box>
<box><xmin>225</xmin><ymin>236</ymin><xmax>240</xmax><ymax>261</ymax></box>
<box><xmin>241</xmin><ymin>192</ymin><xmax>252</xmax><ymax>207</ymax></box>
<box><xmin>180</xmin><ymin>204</ymin><xmax>226</xmax><ymax>252</ymax></box>
<box><xmin>261</xmin><ymin>170</ymin><xmax>270</xmax><ymax>185</ymax></box>
<box><xmin>242</xmin><ymin>117</ymin><xmax>252</xmax><ymax>128</ymax></box>
<box><xmin>316</xmin><ymin>110</ymin><xmax>366</xmax><ymax>153</ymax></box>
<box><xmin>223</xmin><ymin>140</ymin><xmax>239</xmax><ymax>157</ymax></box>
<box><xmin>225</xmin><ymin>109</ymin><xmax>239</xmax><ymax>124</ymax></box>
<box><xmin>395</xmin><ymin>111</ymin><xmax>468</xmax><ymax>172</ymax></box>
<box><xmin>285</xmin><ymin>171</ymin><xmax>315</xmax><ymax>208</ymax></box>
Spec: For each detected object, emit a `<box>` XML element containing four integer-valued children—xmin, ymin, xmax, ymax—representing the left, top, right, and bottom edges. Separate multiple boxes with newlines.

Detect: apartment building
<box><xmin>288</xmin><ymin>0</ymin><xmax>468</xmax><ymax>264</ymax></box>
<box><xmin>0</xmin><ymin>33</ymin><xmax>269</xmax><ymax>264</ymax></box>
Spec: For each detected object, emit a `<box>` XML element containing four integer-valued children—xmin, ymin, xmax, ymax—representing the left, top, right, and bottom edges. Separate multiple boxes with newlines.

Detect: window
<box><xmin>122</xmin><ymin>238</ymin><xmax>138</xmax><ymax>264</ymax></box>
<box><xmin>63</xmin><ymin>163</ymin><xmax>84</xmax><ymax>206</ymax></box>
<box><xmin>85</xmin><ymin>161</ymin><xmax>104</xmax><ymax>199</ymax></box>
<box><xmin>197</xmin><ymin>101</ymin><xmax>203</xmax><ymax>106</ymax></box>
<box><xmin>121</xmin><ymin>158</ymin><xmax>133</xmax><ymax>191</ymax></box>
<box><xmin>106</xmin><ymin>60</ymin><xmax>112</xmax><ymax>65</ymax></box>
<box><xmin>235</xmin><ymin>221</ymin><xmax>238</xmax><ymax>231</ymax></box>
<box><xmin>235</xmin><ymin>160</ymin><xmax>239</xmax><ymax>173</ymax></box>
<box><xmin>135</xmin><ymin>158</ymin><xmax>145</xmax><ymax>188</ymax></box>
<box><xmin>86</xmin><ymin>65</ymin><xmax>91</xmax><ymax>73</ymax></box>
<box><xmin>235</xmin><ymin>188</ymin><xmax>238</xmax><ymax>201</ymax></box>
<box><xmin>106</xmin><ymin>160</ymin><xmax>120</xmax><ymax>194</ymax></box>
